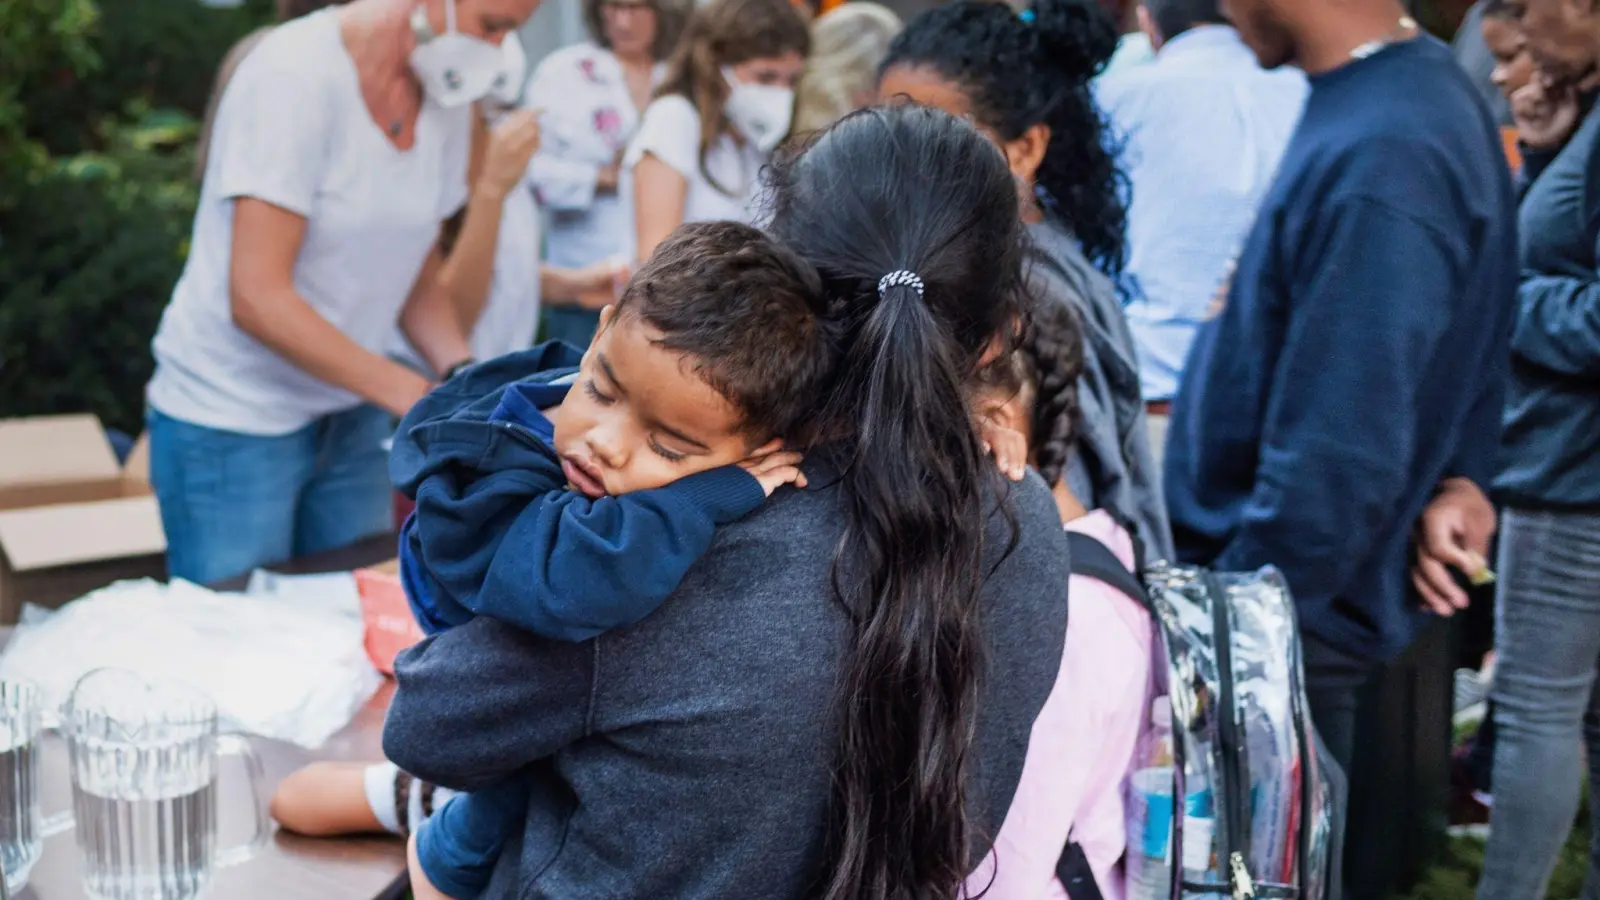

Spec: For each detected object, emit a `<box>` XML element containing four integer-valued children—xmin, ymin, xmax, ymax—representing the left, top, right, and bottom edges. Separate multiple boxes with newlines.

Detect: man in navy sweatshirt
<box><xmin>1163</xmin><ymin>0</ymin><xmax>1517</xmax><ymax>778</ymax></box>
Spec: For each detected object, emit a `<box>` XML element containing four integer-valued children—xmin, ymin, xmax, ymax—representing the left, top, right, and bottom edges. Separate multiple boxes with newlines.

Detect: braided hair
<box><xmin>880</xmin><ymin>0</ymin><xmax>1129</xmax><ymax>276</ymax></box>
<box><xmin>1017</xmin><ymin>291</ymin><xmax>1086</xmax><ymax>489</ymax></box>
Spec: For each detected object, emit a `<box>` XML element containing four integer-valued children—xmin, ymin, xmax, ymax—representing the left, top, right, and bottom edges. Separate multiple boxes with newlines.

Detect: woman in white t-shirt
<box><xmin>144</xmin><ymin>0</ymin><xmax>537</xmax><ymax>585</ymax></box>
<box><xmin>522</xmin><ymin>0</ymin><xmax>689</xmax><ymax>345</ymax></box>
<box><xmin>625</xmin><ymin>0</ymin><xmax>810</xmax><ymax>262</ymax></box>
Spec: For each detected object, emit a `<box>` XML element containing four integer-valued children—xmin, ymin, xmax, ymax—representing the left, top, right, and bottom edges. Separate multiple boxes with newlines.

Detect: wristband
<box><xmin>442</xmin><ymin>358</ymin><xmax>476</xmax><ymax>381</ymax></box>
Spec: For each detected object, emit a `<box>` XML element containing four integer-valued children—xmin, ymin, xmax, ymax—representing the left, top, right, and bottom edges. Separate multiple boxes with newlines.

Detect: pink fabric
<box><xmin>965</xmin><ymin>511</ymin><xmax>1154</xmax><ymax>900</ymax></box>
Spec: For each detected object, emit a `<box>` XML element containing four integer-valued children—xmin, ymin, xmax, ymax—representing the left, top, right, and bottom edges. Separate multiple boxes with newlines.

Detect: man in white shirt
<box><xmin>1097</xmin><ymin>0</ymin><xmax>1307</xmax><ymax>435</ymax></box>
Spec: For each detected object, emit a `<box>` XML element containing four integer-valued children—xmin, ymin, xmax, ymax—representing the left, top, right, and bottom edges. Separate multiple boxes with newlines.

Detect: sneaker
<box><xmin>1454</xmin><ymin>667</ymin><xmax>1490</xmax><ymax>726</ymax></box>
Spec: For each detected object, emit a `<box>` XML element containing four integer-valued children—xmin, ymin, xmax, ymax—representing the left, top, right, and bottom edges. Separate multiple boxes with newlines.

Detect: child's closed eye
<box><xmin>648</xmin><ymin>437</ymin><xmax>687</xmax><ymax>462</ymax></box>
<box><xmin>583</xmin><ymin>380</ymin><xmax>615</xmax><ymax>405</ymax></box>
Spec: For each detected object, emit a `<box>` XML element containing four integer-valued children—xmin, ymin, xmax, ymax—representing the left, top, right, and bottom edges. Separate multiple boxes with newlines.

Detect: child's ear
<box><xmin>589</xmin><ymin>306</ymin><xmax>616</xmax><ymax>349</ymax></box>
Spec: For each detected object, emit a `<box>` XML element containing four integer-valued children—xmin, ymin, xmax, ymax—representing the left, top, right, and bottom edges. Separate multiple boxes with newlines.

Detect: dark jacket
<box><xmin>383</xmin><ymin>467</ymin><xmax>1071</xmax><ymax>899</ymax></box>
<box><xmin>1027</xmin><ymin>220</ymin><xmax>1174</xmax><ymax>562</ymax></box>
<box><xmin>383</xmin><ymin>465</ymin><xmax>1072</xmax><ymax>898</ymax></box>
<box><xmin>391</xmin><ymin>343</ymin><xmax>765</xmax><ymax>640</ymax></box>
<box><xmin>1165</xmin><ymin>38</ymin><xmax>1517</xmax><ymax>662</ymax></box>
<box><xmin>1496</xmin><ymin>103</ymin><xmax>1600</xmax><ymax>510</ymax></box>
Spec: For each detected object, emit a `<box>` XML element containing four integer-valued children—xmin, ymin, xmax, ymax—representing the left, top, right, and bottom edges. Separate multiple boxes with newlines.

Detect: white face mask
<box><xmin>410</xmin><ymin>0</ymin><xmax>508</xmax><ymax>108</ymax></box>
<box><xmin>722</xmin><ymin>67</ymin><xmax>794</xmax><ymax>153</ymax></box>
<box><xmin>480</xmin><ymin>35</ymin><xmax>527</xmax><ymax>122</ymax></box>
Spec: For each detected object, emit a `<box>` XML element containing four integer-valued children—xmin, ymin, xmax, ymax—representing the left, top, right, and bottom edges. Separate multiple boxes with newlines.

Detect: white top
<box><xmin>469</xmin><ymin>177</ymin><xmax>544</xmax><ymax>360</ymax></box>
<box><xmin>620</xmin><ymin>94</ymin><xmax>766</xmax><ymax>261</ymax></box>
<box><xmin>147</xmin><ymin>8</ymin><xmax>471</xmax><ymax>436</ymax></box>
<box><xmin>1096</xmin><ymin>26</ymin><xmax>1307</xmax><ymax>399</ymax></box>
<box><xmin>524</xmin><ymin>43</ymin><xmax>664</xmax><ymax>269</ymax></box>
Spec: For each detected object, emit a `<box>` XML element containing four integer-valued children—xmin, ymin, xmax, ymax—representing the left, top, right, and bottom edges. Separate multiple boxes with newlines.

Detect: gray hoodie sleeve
<box><xmin>383</xmin><ymin>618</ymin><xmax>595</xmax><ymax>792</ymax></box>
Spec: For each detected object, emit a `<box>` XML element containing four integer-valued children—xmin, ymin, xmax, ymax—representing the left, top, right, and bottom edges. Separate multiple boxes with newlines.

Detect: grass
<box><xmin>1396</xmin><ymin>807</ymin><xmax>1591</xmax><ymax>899</ymax></box>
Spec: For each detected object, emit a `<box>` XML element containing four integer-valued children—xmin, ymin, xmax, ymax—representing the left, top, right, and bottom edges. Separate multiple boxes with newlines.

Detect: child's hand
<box><xmin>980</xmin><ymin>419</ymin><xmax>1028</xmax><ymax>482</ymax></box>
<box><xmin>740</xmin><ymin>440</ymin><xmax>807</xmax><ymax>497</ymax></box>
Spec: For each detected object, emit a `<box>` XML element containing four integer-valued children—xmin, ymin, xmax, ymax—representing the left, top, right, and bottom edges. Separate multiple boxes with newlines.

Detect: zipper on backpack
<box><xmin>1230</xmin><ymin>852</ymin><xmax>1257</xmax><ymax>900</ymax></box>
<box><xmin>1205</xmin><ymin>572</ymin><xmax>1255</xmax><ymax>900</ymax></box>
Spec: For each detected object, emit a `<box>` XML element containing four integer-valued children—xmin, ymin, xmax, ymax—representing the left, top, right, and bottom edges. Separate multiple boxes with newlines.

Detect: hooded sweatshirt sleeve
<box><xmin>422</xmin><ymin>465</ymin><xmax>766</xmax><ymax>641</ymax></box>
<box><xmin>393</xmin><ymin>345</ymin><xmax>767</xmax><ymax>641</ymax></box>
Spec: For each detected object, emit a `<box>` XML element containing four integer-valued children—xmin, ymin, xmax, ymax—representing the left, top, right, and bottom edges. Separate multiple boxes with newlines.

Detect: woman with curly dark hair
<box><xmin>880</xmin><ymin>0</ymin><xmax>1173</xmax><ymax>559</ymax></box>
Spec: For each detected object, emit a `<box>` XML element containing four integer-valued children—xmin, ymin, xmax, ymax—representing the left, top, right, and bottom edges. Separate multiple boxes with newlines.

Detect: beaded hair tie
<box><xmin>877</xmin><ymin>270</ymin><xmax>926</xmax><ymax>299</ymax></box>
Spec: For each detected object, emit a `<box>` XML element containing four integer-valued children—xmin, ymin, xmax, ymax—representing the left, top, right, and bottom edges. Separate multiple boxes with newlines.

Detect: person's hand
<box><xmin>573</xmin><ymin>258</ymin><xmax>631</xmax><ymax>309</ymax></box>
<box><xmin>1412</xmin><ymin>477</ymin><xmax>1497</xmax><ymax>617</ymax></box>
<box><xmin>979</xmin><ymin>417</ymin><xmax>1028</xmax><ymax>482</ymax></box>
<box><xmin>377</xmin><ymin>367</ymin><xmax>435</xmax><ymax>419</ymax></box>
<box><xmin>1511</xmin><ymin>76</ymin><xmax>1580</xmax><ymax>150</ymax></box>
<box><xmin>739</xmin><ymin>440</ymin><xmax>807</xmax><ymax>497</ymax></box>
<box><xmin>596</xmin><ymin>154</ymin><xmax>622</xmax><ymax>193</ymax></box>
<box><xmin>478</xmin><ymin>108</ymin><xmax>543</xmax><ymax>198</ymax></box>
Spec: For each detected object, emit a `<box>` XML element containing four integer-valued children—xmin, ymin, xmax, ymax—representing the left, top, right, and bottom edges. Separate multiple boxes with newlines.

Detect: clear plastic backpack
<box><xmin>1066</xmin><ymin>535</ymin><xmax>1347</xmax><ymax>900</ymax></box>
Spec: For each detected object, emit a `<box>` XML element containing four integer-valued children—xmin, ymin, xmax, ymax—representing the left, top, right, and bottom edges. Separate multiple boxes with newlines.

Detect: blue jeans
<box><xmin>146</xmin><ymin>406</ymin><xmax>394</xmax><ymax>584</ymax></box>
<box><xmin>1477</xmin><ymin>508</ymin><xmax>1600</xmax><ymax>900</ymax></box>
<box><xmin>540</xmin><ymin>307</ymin><xmax>600</xmax><ymax>348</ymax></box>
<box><xmin>416</xmin><ymin>780</ymin><xmax>528</xmax><ymax>899</ymax></box>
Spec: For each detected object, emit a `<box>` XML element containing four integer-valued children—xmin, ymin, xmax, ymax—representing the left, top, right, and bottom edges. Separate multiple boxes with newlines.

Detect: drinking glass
<box><xmin>61</xmin><ymin>669</ymin><xmax>269</xmax><ymax>900</ymax></box>
<box><xmin>0</xmin><ymin>679</ymin><xmax>70</xmax><ymax>896</ymax></box>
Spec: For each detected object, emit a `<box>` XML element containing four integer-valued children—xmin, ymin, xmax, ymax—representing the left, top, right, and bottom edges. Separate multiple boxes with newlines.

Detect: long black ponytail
<box><xmin>766</xmin><ymin>104</ymin><xmax>1027</xmax><ymax>900</ymax></box>
<box><xmin>880</xmin><ymin>0</ymin><xmax>1128</xmax><ymax>277</ymax></box>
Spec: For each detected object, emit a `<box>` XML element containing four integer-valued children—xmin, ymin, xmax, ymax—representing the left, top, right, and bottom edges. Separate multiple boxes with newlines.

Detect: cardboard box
<box><xmin>0</xmin><ymin>415</ymin><xmax>166</xmax><ymax>623</ymax></box>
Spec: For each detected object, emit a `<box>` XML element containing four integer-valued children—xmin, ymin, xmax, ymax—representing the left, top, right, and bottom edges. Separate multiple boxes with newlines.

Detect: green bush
<box><xmin>0</xmin><ymin>0</ymin><xmax>99</xmax><ymax>195</ymax></box>
<box><xmin>18</xmin><ymin>0</ymin><xmax>274</xmax><ymax>156</ymax></box>
<box><xmin>1</xmin><ymin>0</ymin><xmax>274</xmax><ymax>434</ymax></box>
<box><xmin>0</xmin><ymin>110</ymin><xmax>200</xmax><ymax>435</ymax></box>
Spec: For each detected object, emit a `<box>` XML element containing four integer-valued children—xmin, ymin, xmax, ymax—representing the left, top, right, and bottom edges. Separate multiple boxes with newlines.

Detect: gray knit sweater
<box><xmin>383</xmin><ymin>471</ymin><xmax>1072</xmax><ymax>898</ymax></box>
<box><xmin>1027</xmin><ymin>220</ymin><xmax>1175</xmax><ymax>562</ymax></box>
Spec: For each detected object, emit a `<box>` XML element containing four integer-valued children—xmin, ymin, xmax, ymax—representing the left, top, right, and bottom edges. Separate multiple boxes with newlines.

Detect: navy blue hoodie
<box><xmin>1164</xmin><ymin>38</ymin><xmax>1517</xmax><ymax>662</ymax></box>
<box><xmin>391</xmin><ymin>343</ymin><xmax>767</xmax><ymax>641</ymax></box>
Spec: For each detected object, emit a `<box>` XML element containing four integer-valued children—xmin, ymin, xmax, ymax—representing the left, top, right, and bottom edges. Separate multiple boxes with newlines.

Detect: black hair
<box><xmin>1143</xmin><ymin>0</ymin><xmax>1223</xmax><ymax>40</ymax></box>
<box><xmin>1016</xmin><ymin>292</ymin><xmax>1086</xmax><ymax>488</ymax></box>
<box><xmin>766</xmin><ymin>103</ymin><xmax>1025</xmax><ymax>900</ymax></box>
<box><xmin>880</xmin><ymin>0</ymin><xmax>1129</xmax><ymax>277</ymax></box>
<box><xmin>612</xmin><ymin>220</ymin><xmax>833</xmax><ymax>440</ymax></box>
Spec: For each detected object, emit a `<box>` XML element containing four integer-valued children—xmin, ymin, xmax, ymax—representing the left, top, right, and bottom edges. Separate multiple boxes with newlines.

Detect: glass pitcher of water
<box><xmin>1</xmin><ymin>679</ymin><xmax>71</xmax><ymax>896</ymax></box>
<box><xmin>61</xmin><ymin>669</ymin><xmax>270</xmax><ymax>900</ymax></box>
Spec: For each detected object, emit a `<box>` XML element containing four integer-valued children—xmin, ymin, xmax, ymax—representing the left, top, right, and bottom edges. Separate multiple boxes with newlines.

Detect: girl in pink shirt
<box><xmin>972</xmin><ymin>289</ymin><xmax>1156</xmax><ymax>900</ymax></box>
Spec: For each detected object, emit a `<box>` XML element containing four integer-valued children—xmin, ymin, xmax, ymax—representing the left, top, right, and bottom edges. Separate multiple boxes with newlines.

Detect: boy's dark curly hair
<box><xmin>615</xmin><ymin>221</ymin><xmax>833</xmax><ymax>442</ymax></box>
<box><xmin>880</xmin><ymin>0</ymin><xmax>1130</xmax><ymax>276</ymax></box>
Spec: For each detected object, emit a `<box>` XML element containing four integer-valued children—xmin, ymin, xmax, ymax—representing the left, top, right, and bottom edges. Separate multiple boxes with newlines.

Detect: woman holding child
<box><xmin>374</xmin><ymin>103</ymin><xmax>1074</xmax><ymax>898</ymax></box>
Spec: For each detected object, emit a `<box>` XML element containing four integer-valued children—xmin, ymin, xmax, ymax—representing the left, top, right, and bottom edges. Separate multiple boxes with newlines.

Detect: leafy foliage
<box><xmin>1</xmin><ymin>0</ymin><xmax>271</xmax><ymax>432</ymax></box>
<box><xmin>0</xmin><ymin>110</ymin><xmax>200</xmax><ymax>434</ymax></box>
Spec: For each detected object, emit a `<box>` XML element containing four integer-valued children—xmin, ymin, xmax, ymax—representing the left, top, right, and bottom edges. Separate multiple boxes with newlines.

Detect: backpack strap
<box><xmin>1067</xmin><ymin>531</ymin><xmax>1151</xmax><ymax>614</ymax></box>
<box><xmin>1056</xmin><ymin>840</ymin><xmax>1107</xmax><ymax>900</ymax></box>
<box><xmin>1056</xmin><ymin>531</ymin><xmax>1149</xmax><ymax>899</ymax></box>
